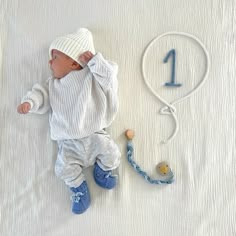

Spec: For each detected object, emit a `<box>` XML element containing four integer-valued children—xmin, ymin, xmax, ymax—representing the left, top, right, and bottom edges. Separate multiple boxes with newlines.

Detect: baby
<box><xmin>17</xmin><ymin>28</ymin><xmax>121</xmax><ymax>214</ymax></box>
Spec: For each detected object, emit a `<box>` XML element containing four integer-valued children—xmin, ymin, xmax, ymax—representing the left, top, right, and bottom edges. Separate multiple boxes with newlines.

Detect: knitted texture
<box><xmin>21</xmin><ymin>53</ymin><xmax>119</xmax><ymax>140</ymax></box>
<box><xmin>93</xmin><ymin>163</ymin><xmax>117</xmax><ymax>189</ymax></box>
<box><xmin>70</xmin><ymin>181</ymin><xmax>91</xmax><ymax>214</ymax></box>
<box><xmin>49</xmin><ymin>28</ymin><xmax>96</xmax><ymax>66</ymax></box>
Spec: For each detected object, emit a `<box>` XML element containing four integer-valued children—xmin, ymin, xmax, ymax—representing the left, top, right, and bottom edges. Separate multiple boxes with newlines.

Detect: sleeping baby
<box><xmin>17</xmin><ymin>28</ymin><xmax>121</xmax><ymax>214</ymax></box>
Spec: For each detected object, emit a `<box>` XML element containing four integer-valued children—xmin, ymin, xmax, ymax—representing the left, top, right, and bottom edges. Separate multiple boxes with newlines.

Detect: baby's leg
<box><xmin>55</xmin><ymin>140</ymin><xmax>90</xmax><ymax>214</ymax></box>
<box><xmin>88</xmin><ymin>131</ymin><xmax>121</xmax><ymax>189</ymax></box>
<box><xmin>55</xmin><ymin>140</ymin><xmax>86</xmax><ymax>188</ymax></box>
<box><xmin>92</xmin><ymin>131</ymin><xmax>121</xmax><ymax>171</ymax></box>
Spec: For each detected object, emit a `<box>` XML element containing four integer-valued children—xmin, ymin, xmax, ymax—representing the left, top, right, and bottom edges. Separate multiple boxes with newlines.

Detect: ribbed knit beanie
<box><xmin>49</xmin><ymin>28</ymin><xmax>95</xmax><ymax>66</ymax></box>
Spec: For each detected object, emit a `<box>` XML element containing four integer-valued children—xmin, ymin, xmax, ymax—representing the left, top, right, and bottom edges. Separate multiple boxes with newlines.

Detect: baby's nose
<box><xmin>49</xmin><ymin>60</ymin><xmax>52</xmax><ymax>65</ymax></box>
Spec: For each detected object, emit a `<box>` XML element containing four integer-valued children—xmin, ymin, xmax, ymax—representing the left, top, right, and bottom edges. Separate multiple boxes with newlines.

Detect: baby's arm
<box><xmin>80</xmin><ymin>51</ymin><xmax>118</xmax><ymax>91</ymax></box>
<box><xmin>17</xmin><ymin>81</ymin><xmax>50</xmax><ymax>115</ymax></box>
<box><xmin>80</xmin><ymin>51</ymin><xmax>119</xmax><ymax>119</ymax></box>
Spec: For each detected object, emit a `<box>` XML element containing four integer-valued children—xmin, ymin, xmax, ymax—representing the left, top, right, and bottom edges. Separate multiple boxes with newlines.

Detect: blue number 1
<box><xmin>164</xmin><ymin>49</ymin><xmax>182</xmax><ymax>87</ymax></box>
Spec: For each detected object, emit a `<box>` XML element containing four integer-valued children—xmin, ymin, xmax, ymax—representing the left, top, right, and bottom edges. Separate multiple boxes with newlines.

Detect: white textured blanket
<box><xmin>1</xmin><ymin>0</ymin><xmax>235</xmax><ymax>235</ymax></box>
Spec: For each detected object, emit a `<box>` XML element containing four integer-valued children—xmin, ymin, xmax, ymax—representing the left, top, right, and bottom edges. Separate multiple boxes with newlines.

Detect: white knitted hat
<box><xmin>49</xmin><ymin>28</ymin><xmax>95</xmax><ymax>66</ymax></box>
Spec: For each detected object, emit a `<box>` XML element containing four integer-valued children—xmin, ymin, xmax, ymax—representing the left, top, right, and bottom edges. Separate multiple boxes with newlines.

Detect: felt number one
<box><xmin>164</xmin><ymin>49</ymin><xmax>182</xmax><ymax>87</ymax></box>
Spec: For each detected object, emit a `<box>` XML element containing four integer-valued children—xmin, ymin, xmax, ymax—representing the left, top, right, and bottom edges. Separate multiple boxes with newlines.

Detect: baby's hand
<box><xmin>17</xmin><ymin>102</ymin><xmax>31</xmax><ymax>114</ymax></box>
<box><xmin>79</xmin><ymin>51</ymin><xmax>94</xmax><ymax>65</ymax></box>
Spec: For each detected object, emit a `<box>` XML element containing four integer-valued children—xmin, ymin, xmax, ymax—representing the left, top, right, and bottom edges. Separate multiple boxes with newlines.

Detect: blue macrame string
<box><xmin>127</xmin><ymin>140</ymin><xmax>174</xmax><ymax>185</ymax></box>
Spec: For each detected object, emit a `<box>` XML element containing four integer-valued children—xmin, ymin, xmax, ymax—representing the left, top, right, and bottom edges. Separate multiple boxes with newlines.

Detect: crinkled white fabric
<box><xmin>55</xmin><ymin>130</ymin><xmax>121</xmax><ymax>188</ymax></box>
<box><xmin>1</xmin><ymin>0</ymin><xmax>236</xmax><ymax>236</ymax></box>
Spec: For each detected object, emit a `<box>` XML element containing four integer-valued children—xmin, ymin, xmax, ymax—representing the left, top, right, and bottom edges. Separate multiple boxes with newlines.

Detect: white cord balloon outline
<box><xmin>141</xmin><ymin>32</ymin><xmax>210</xmax><ymax>144</ymax></box>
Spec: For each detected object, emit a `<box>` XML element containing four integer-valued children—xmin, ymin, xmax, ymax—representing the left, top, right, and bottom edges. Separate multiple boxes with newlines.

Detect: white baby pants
<box><xmin>55</xmin><ymin>130</ymin><xmax>121</xmax><ymax>188</ymax></box>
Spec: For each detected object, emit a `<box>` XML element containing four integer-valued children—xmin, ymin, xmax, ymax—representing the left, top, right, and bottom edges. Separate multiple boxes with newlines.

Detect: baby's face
<box><xmin>49</xmin><ymin>50</ymin><xmax>79</xmax><ymax>79</ymax></box>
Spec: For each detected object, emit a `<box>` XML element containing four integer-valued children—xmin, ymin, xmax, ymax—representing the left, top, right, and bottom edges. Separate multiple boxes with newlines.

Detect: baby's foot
<box><xmin>93</xmin><ymin>163</ymin><xmax>117</xmax><ymax>189</ymax></box>
<box><xmin>70</xmin><ymin>181</ymin><xmax>90</xmax><ymax>214</ymax></box>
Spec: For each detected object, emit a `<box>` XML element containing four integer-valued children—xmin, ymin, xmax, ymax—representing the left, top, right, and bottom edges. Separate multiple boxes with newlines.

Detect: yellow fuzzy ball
<box><xmin>156</xmin><ymin>162</ymin><xmax>171</xmax><ymax>176</ymax></box>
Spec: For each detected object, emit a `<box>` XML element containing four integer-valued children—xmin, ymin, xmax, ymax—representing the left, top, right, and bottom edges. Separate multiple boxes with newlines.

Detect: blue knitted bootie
<box><xmin>70</xmin><ymin>181</ymin><xmax>90</xmax><ymax>214</ymax></box>
<box><xmin>93</xmin><ymin>163</ymin><xmax>117</xmax><ymax>189</ymax></box>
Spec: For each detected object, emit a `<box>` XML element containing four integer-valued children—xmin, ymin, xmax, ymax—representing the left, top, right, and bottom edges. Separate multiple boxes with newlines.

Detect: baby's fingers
<box><xmin>23</xmin><ymin>104</ymin><xmax>30</xmax><ymax>114</ymax></box>
<box><xmin>17</xmin><ymin>103</ymin><xmax>30</xmax><ymax>114</ymax></box>
<box><xmin>22</xmin><ymin>106</ymin><xmax>28</xmax><ymax>114</ymax></box>
<box><xmin>17</xmin><ymin>105</ymin><xmax>24</xmax><ymax>114</ymax></box>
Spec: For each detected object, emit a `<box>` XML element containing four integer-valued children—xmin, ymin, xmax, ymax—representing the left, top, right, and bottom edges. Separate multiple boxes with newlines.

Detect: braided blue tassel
<box><xmin>127</xmin><ymin>141</ymin><xmax>174</xmax><ymax>185</ymax></box>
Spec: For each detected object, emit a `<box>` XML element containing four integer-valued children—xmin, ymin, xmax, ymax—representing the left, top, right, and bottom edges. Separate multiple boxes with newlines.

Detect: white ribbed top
<box><xmin>22</xmin><ymin>53</ymin><xmax>118</xmax><ymax>140</ymax></box>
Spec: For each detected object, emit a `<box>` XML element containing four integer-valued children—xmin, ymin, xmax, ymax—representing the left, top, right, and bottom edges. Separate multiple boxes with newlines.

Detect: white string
<box><xmin>141</xmin><ymin>32</ymin><xmax>210</xmax><ymax>144</ymax></box>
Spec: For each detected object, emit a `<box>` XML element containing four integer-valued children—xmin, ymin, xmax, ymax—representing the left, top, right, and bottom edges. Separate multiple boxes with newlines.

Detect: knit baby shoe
<box><xmin>93</xmin><ymin>163</ymin><xmax>117</xmax><ymax>189</ymax></box>
<box><xmin>70</xmin><ymin>181</ymin><xmax>90</xmax><ymax>214</ymax></box>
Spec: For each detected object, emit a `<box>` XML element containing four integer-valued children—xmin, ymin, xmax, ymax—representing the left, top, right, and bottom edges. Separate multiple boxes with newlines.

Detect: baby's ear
<box><xmin>71</xmin><ymin>61</ymin><xmax>82</xmax><ymax>70</ymax></box>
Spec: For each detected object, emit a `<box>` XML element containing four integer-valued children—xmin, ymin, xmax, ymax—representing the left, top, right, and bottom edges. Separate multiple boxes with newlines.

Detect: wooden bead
<box><xmin>125</xmin><ymin>129</ymin><xmax>134</xmax><ymax>140</ymax></box>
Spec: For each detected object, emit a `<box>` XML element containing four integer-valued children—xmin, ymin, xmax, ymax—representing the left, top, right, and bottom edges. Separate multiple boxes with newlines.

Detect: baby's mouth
<box><xmin>50</xmin><ymin>67</ymin><xmax>54</xmax><ymax>74</ymax></box>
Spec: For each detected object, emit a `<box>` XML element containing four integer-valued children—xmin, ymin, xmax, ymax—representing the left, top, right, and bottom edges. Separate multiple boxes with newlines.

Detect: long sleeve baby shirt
<box><xmin>21</xmin><ymin>53</ymin><xmax>119</xmax><ymax>140</ymax></box>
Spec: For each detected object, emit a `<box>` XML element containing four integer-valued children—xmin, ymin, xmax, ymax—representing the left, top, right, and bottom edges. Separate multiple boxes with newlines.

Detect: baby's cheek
<box><xmin>53</xmin><ymin>65</ymin><xmax>60</xmax><ymax>73</ymax></box>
